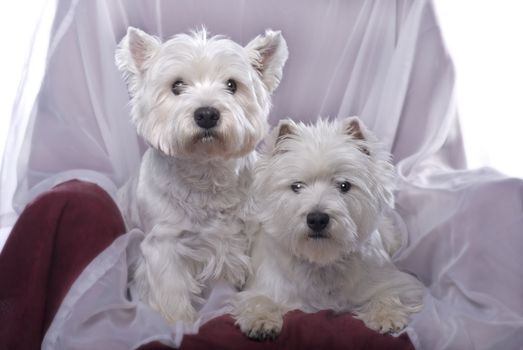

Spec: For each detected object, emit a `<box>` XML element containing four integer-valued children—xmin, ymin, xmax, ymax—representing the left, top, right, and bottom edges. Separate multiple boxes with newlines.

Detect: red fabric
<box><xmin>0</xmin><ymin>180</ymin><xmax>126</xmax><ymax>350</ymax></box>
<box><xmin>0</xmin><ymin>180</ymin><xmax>414</xmax><ymax>350</ymax></box>
<box><xmin>181</xmin><ymin>312</ymin><xmax>414</xmax><ymax>350</ymax></box>
<box><xmin>139</xmin><ymin>312</ymin><xmax>414</xmax><ymax>350</ymax></box>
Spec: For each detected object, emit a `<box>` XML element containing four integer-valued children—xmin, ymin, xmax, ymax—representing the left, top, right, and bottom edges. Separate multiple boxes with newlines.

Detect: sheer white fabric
<box><xmin>2</xmin><ymin>0</ymin><xmax>521</xmax><ymax>349</ymax></box>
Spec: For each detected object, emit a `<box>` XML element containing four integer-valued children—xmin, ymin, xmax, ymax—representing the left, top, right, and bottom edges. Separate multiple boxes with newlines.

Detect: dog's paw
<box><xmin>237</xmin><ymin>316</ymin><xmax>282</xmax><ymax>341</ymax></box>
<box><xmin>356</xmin><ymin>296</ymin><xmax>419</xmax><ymax>334</ymax></box>
<box><xmin>232</xmin><ymin>295</ymin><xmax>286</xmax><ymax>341</ymax></box>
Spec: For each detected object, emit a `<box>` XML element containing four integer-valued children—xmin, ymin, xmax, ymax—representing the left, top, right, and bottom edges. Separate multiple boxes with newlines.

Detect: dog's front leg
<box><xmin>135</xmin><ymin>228</ymin><xmax>201</xmax><ymax>324</ymax></box>
<box><xmin>352</xmin><ymin>267</ymin><xmax>424</xmax><ymax>333</ymax></box>
<box><xmin>232</xmin><ymin>291</ymin><xmax>290</xmax><ymax>340</ymax></box>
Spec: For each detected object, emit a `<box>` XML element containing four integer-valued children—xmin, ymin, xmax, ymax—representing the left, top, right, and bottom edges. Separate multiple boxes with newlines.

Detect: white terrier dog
<box><xmin>115</xmin><ymin>27</ymin><xmax>288</xmax><ymax>323</ymax></box>
<box><xmin>233</xmin><ymin>117</ymin><xmax>424</xmax><ymax>339</ymax></box>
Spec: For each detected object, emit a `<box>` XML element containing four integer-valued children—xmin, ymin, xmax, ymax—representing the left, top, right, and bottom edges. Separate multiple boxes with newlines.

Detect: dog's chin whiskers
<box><xmin>192</xmin><ymin>131</ymin><xmax>224</xmax><ymax>146</ymax></box>
<box><xmin>202</xmin><ymin>135</ymin><xmax>213</xmax><ymax>144</ymax></box>
<box><xmin>307</xmin><ymin>231</ymin><xmax>330</xmax><ymax>240</ymax></box>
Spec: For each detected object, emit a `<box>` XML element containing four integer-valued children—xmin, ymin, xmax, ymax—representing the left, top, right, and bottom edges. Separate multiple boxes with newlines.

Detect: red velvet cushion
<box><xmin>0</xmin><ymin>180</ymin><xmax>126</xmax><ymax>350</ymax></box>
<box><xmin>181</xmin><ymin>311</ymin><xmax>414</xmax><ymax>350</ymax></box>
<box><xmin>139</xmin><ymin>311</ymin><xmax>413</xmax><ymax>350</ymax></box>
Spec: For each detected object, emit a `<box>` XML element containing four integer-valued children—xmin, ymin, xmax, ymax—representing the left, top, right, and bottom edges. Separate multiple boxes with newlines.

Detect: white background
<box><xmin>433</xmin><ymin>0</ymin><xmax>523</xmax><ymax>178</ymax></box>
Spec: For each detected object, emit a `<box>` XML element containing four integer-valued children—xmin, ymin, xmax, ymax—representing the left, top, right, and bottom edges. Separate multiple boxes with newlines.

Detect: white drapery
<box><xmin>2</xmin><ymin>0</ymin><xmax>522</xmax><ymax>349</ymax></box>
<box><xmin>0</xmin><ymin>0</ymin><xmax>56</xmax><ymax>246</ymax></box>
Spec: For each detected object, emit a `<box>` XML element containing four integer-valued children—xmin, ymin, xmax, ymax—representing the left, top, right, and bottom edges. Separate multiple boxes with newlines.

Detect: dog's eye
<box><xmin>172</xmin><ymin>80</ymin><xmax>185</xmax><ymax>95</ymax></box>
<box><xmin>338</xmin><ymin>181</ymin><xmax>352</xmax><ymax>193</ymax></box>
<box><xmin>226</xmin><ymin>79</ymin><xmax>237</xmax><ymax>94</ymax></box>
<box><xmin>291</xmin><ymin>182</ymin><xmax>305</xmax><ymax>193</ymax></box>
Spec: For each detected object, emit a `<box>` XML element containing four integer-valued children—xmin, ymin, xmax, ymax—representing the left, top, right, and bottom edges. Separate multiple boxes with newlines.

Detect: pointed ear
<box><xmin>343</xmin><ymin>117</ymin><xmax>370</xmax><ymax>155</ymax></box>
<box><xmin>275</xmin><ymin>119</ymin><xmax>296</xmax><ymax>146</ymax></box>
<box><xmin>263</xmin><ymin>119</ymin><xmax>297</xmax><ymax>156</ymax></box>
<box><xmin>246</xmin><ymin>30</ymin><xmax>289</xmax><ymax>93</ymax></box>
<box><xmin>115</xmin><ymin>27</ymin><xmax>161</xmax><ymax>95</ymax></box>
<box><xmin>344</xmin><ymin>117</ymin><xmax>366</xmax><ymax>140</ymax></box>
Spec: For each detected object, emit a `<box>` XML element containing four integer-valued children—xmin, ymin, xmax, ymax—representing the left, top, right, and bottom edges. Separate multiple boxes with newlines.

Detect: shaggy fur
<box><xmin>115</xmin><ymin>27</ymin><xmax>288</xmax><ymax>323</ymax></box>
<box><xmin>232</xmin><ymin>117</ymin><xmax>424</xmax><ymax>339</ymax></box>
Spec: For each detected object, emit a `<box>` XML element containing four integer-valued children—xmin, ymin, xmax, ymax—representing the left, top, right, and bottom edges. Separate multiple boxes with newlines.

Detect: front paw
<box><xmin>355</xmin><ymin>296</ymin><xmax>420</xmax><ymax>334</ymax></box>
<box><xmin>232</xmin><ymin>295</ymin><xmax>286</xmax><ymax>341</ymax></box>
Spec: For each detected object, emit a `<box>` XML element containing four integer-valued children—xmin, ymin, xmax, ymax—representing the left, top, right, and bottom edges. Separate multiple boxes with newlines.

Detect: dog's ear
<box><xmin>343</xmin><ymin>117</ymin><xmax>370</xmax><ymax>155</ymax></box>
<box><xmin>265</xmin><ymin>119</ymin><xmax>296</xmax><ymax>155</ymax></box>
<box><xmin>262</xmin><ymin>119</ymin><xmax>296</xmax><ymax>156</ymax></box>
<box><xmin>246</xmin><ymin>30</ymin><xmax>289</xmax><ymax>94</ymax></box>
<box><xmin>115</xmin><ymin>27</ymin><xmax>161</xmax><ymax>95</ymax></box>
<box><xmin>344</xmin><ymin>117</ymin><xmax>366</xmax><ymax>140</ymax></box>
<box><xmin>275</xmin><ymin>119</ymin><xmax>296</xmax><ymax>145</ymax></box>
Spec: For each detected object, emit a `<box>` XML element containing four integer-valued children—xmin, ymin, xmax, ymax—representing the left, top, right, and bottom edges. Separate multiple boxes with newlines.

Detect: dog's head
<box><xmin>255</xmin><ymin>117</ymin><xmax>395</xmax><ymax>266</ymax></box>
<box><xmin>115</xmin><ymin>27</ymin><xmax>288</xmax><ymax>159</ymax></box>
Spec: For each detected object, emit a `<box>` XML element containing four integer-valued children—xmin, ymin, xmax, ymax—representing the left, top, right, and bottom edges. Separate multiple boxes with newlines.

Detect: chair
<box><xmin>1</xmin><ymin>0</ymin><xmax>522</xmax><ymax>349</ymax></box>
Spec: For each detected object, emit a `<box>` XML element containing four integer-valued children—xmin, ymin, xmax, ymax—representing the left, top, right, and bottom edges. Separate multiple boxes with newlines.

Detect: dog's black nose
<box><xmin>194</xmin><ymin>107</ymin><xmax>220</xmax><ymax>129</ymax></box>
<box><xmin>306</xmin><ymin>212</ymin><xmax>330</xmax><ymax>232</ymax></box>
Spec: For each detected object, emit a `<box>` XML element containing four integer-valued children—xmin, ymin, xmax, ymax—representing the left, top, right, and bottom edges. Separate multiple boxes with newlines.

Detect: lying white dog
<box><xmin>115</xmin><ymin>27</ymin><xmax>288</xmax><ymax>323</ymax></box>
<box><xmin>233</xmin><ymin>117</ymin><xmax>424</xmax><ymax>339</ymax></box>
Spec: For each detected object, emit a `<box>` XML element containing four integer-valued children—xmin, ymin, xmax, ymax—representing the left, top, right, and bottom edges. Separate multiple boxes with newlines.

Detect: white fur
<box><xmin>232</xmin><ymin>117</ymin><xmax>424</xmax><ymax>339</ymax></box>
<box><xmin>115</xmin><ymin>27</ymin><xmax>288</xmax><ymax>323</ymax></box>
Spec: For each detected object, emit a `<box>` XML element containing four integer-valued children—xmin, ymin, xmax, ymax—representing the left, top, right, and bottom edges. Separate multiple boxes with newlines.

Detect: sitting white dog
<box><xmin>115</xmin><ymin>27</ymin><xmax>288</xmax><ymax>323</ymax></box>
<box><xmin>233</xmin><ymin>117</ymin><xmax>424</xmax><ymax>339</ymax></box>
